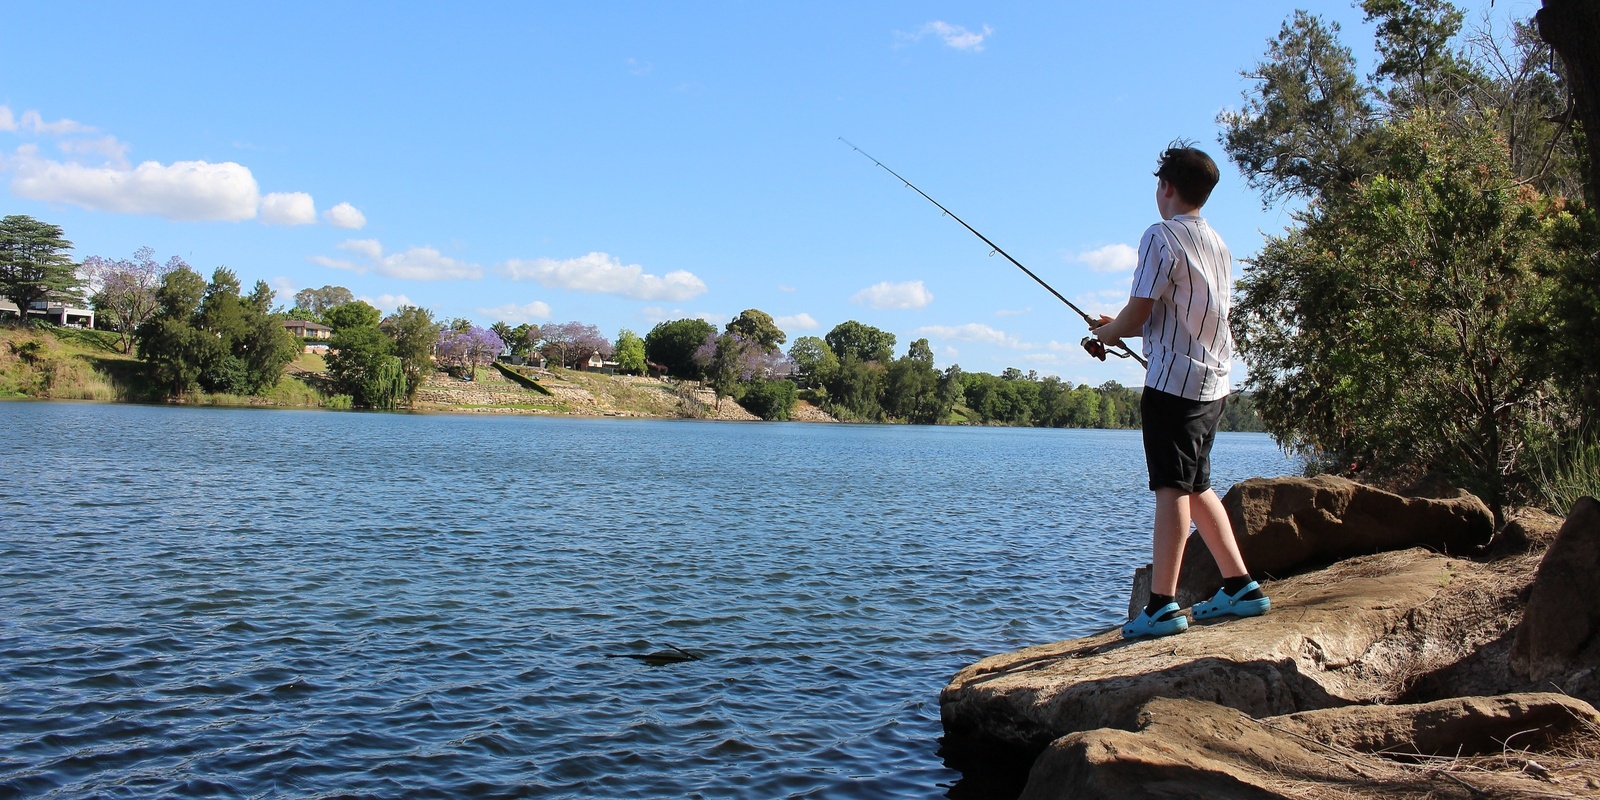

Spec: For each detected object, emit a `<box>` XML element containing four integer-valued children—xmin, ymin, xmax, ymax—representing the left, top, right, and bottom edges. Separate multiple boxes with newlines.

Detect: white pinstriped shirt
<box><xmin>1129</xmin><ymin>214</ymin><xmax>1233</xmax><ymax>402</ymax></box>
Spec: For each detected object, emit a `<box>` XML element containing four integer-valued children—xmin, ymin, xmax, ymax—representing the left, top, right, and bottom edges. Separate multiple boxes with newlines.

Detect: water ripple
<box><xmin>0</xmin><ymin>402</ymin><xmax>1295</xmax><ymax>798</ymax></box>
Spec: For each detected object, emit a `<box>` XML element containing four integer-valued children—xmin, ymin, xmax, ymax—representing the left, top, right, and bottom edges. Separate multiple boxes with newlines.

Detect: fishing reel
<box><xmin>1081</xmin><ymin>337</ymin><xmax>1135</xmax><ymax>362</ymax></box>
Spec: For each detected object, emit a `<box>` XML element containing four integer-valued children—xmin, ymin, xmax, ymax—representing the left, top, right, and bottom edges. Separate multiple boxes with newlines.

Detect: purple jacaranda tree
<box><xmin>693</xmin><ymin>331</ymin><xmax>796</xmax><ymax>406</ymax></box>
<box><xmin>80</xmin><ymin>247</ymin><xmax>186</xmax><ymax>353</ymax></box>
<box><xmin>435</xmin><ymin>325</ymin><xmax>502</xmax><ymax>381</ymax></box>
<box><xmin>540</xmin><ymin>321</ymin><xmax>612</xmax><ymax>369</ymax></box>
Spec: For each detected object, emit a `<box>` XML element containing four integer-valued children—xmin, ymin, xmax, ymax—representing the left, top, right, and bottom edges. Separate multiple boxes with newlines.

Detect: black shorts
<box><xmin>1141</xmin><ymin>388</ymin><xmax>1227</xmax><ymax>493</ymax></box>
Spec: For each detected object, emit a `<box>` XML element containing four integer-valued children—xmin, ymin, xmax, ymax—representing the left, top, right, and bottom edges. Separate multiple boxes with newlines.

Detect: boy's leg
<box><xmin>1191</xmin><ymin>486</ymin><xmax>1271</xmax><ymax>619</ymax></box>
<box><xmin>1190</xmin><ymin>488</ymin><xmax>1247</xmax><ymax>579</ymax></box>
<box><xmin>1150</xmin><ymin>487</ymin><xmax>1191</xmax><ymax>596</ymax></box>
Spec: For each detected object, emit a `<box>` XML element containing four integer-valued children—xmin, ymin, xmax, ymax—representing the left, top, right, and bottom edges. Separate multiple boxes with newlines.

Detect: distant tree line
<box><xmin>3</xmin><ymin>219</ymin><xmax>1263</xmax><ymax>428</ymax></box>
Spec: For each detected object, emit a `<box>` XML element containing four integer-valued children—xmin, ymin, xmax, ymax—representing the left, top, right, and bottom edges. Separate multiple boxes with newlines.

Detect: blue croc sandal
<box><xmin>1192</xmin><ymin>581</ymin><xmax>1271</xmax><ymax>620</ymax></box>
<box><xmin>1122</xmin><ymin>602</ymin><xmax>1188</xmax><ymax>639</ymax></box>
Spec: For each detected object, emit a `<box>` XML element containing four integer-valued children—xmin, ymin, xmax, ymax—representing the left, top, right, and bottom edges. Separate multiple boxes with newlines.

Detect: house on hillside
<box><xmin>283</xmin><ymin>320</ymin><xmax>333</xmax><ymax>354</ymax></box>
<box><xmin>0</xmin><ymin>299</ymin><xmax>94</xmax><ymax>328</ymax></box>
<box><xmin>284</xmin><ymin>320</ymin><xmax>332</xmax><ymax>340</ymax></box>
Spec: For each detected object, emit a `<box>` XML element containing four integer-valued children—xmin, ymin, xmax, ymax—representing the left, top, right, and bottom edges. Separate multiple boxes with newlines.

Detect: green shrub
<box><xmin>740</xmin><ymin>379</ymin><xmax>797</xmax><ymax>420</ymax></box>
<box><xmin>325</xmin><ymin>394</ymin><xmax>354</xmax><ymax>410</ymax></box>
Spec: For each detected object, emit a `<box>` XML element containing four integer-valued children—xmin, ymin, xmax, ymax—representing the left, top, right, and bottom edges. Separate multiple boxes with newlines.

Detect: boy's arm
<box><xmin>1089</xmin><ymin>296</ymin><xmax>1154</xmax><ymax>347</ymax></box>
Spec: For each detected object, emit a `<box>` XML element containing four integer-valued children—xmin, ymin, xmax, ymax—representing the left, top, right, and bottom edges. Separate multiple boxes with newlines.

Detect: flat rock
<box><xmin>1020</xmin><ymin>695</ymin><xmax>1600</xmax><ymax>800</ymax></box>
<box><xmin>1143</xmin><ymin>476</ymin><xmax>1496</xmax><ymax>614</ymax></box>
<box><xmin>1271</xmin><ymin>692</ymin><xmax>1600</xmax><ymax>756</ymax></box>
<box><xmin>945</xmin><ymin>549</ymin><xmax>1507</xmax><ymax>754</ymax></box>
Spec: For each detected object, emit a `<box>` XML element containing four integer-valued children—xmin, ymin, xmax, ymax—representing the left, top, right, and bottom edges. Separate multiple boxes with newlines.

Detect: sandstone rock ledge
<box><xmin>942</xmin><ymin>484</ymin><xmax>1600</xmax><ymax>799</ymax></box>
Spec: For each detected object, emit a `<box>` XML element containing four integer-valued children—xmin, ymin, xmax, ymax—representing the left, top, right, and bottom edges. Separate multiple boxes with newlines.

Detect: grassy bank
<box><xmin>1</xmin><ymin>326</ymin><xmax>130</xmax><ymax>401</ymax></box>
<box><xmin>2</xmin><ymin>324</ymin><xmax>326</xmax><ymax>408</ymax></box>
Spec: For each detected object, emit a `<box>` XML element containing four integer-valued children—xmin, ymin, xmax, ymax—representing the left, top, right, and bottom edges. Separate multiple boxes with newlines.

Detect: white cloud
<box><xmin>324</xmin><ymin>202</ymin><xmax>366</xmax><ymax>229</ymax></box>
<box><xmin>0</xmin><ymin>106</ymin><xmax>93</xmax><ymax>136</ymax></box>
<box><xmin>313</xmin><ymin>239</ymin><xmax>481</xmax><ymax>281</ymax></box>
<box><xmin>9</xmin><ymin>149</ymin><xmax>262</xmax><ymax>222</ymax></box>
<box><xmin>339</xmin><ymin>238</ymin><xmax>384</xmax><ymax>261</ymax></box>
<box><xmin>775</xmin><ymin>313</ymin><xmax>818</xmax><ymax>331</ymax></box>
<box><xmin>269</xmin><ymin>277</ymin><xmax>297</xmax><ymax>307</ymax></box>
<box><xmin>310</xmin><ymin>255</ymin><xmax>361</xmax><ymax>272</ymax></box>
<box><xmin>260</xmin><ymin>192</ymin><xmax>317</xmax><ymax>225</ymax></box>
<box><xmin>1073</xmin><ymin>243</ymin><xmax>1138</xmax><ymax>273</ymax></box>
<box><xmin>777</xmin><ymin>284</ymin><xmax>796</xmax><ymax>292</ymax></box>
<box><xmin>1</xmin><ymin>106</ymin><xmax>339</xmax><ymax>228</ymax></box>
<box><xmin>361</xmin><ymin>294</ymin><xmax>414</xmax><ymax>314</ymax></box>
<box><xmin>498</xmin><ymin>252</ymin><xmax>707</xmax><ymax>301</ymax></box>
<box><xmin>916</xmin><ymin>322</ymin><xmax>1032</xmax><ymax>349</ymax></box>
<box><xmin>56</xmin><ymin>135</ymin><xmax>131</xmax><ymax>165</ymax></box>
<box><xmin>479</xmin><ymin>301</ymin><xmax>552</xmax><ymax>324</ymax></box>
<box><xmin>378</xmin><ymin>247</ymin><xmax>481</xmax><ymax>281</ymax></box>
<box><xmin>897</xmin><ymin>21</ymin><xmax>993</xmax><ymax>52</ymax></box>
<box><xmin>851</xmin><ymin>280</ymin><xmax>933</xmax><ymax>310</ymax></box>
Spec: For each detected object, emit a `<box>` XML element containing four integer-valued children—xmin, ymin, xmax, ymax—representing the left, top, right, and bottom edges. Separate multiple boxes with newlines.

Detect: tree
<box><xmin>1536</xmin><ymin>0</ymin><xmax>1600</xmax><ymax>205</ymax></box>
<box><xmin>135</xmin><ymin>265</ymin><xmax>295</xmax><ymax>397</ymax></box>
<box><xmin>725</xmin><ymin>309</ymin><xmax>786</xmax><ymax>352</ymax></box>
<box><xmin>1465</xmin><ymin>19</ymin><xmax>1582</xmax><ymax>198</ymax></box>
<box><xmin>906</xmin><ymin>337</ymin><xmax>934</xmax><ymax>364</ymax></box>
<box><xmin>540</xmin><ymin>321</ymin><xmax>610</xmax><ymax>369</ymax></box>
<box><xmin>80</xmin><ymin>247</ymin><xmax>184</xmax><ymax>353</ymax></box>
<box><xmin>740</xmin><ymin>379</ymin><xmax>798</xmax><ymax>420</ymax></box>
<box><xmin>1234</xmin><ymin>118</ymin><xmax>1568</xmax><ymax>524</ymax></box>
<box><xmin>824</xmin><ymin>320</ymin><xmax>896</xmax><ymax>363</ymax></box>
<box><xmin>491</xmin><ymin>321</ymin><xmax>516</xmax><ymax>352</ymax></box>
<box><xmin>614</xmin><ymin>328</ymin><xmax>647</xmax><ymax>375</ymax></box>
<box><xmin>327</xmin><ymin>324</ymin><xmax>395</xmax><ymax>407</ymax></box>
<box><xmin>1217</xmin><ymin>11</ymin><xmax>1377</xmax><ymax>206</ymax></box>
<box><xmin>325</xmin><ymin>300</ymin><xmax>382</xmax><ymax>332</ymax></box>
<box><xmin>436</xmin><ymin>325</ymin><xmax>502</xmax><ymax>381</ymax></box>
<box><xmin>1362</xmin><ymin>0</ymin><xmax>1479</xmax><ymax>115</ymax></box>
<box><xmin>384</xmin><ymin>305</ymin><xmax>440</xmax><ymax>400</ymax></box>
<box><xmin>694</xmin><ymin>332</ymin><xmax>761</xmax><ymax>406</ymax></box>
<box><xmin>291</xmin><ymin>285</ymin><xmax>354</xmax><ymax>320</ymax></box>
<box><xmin>825</xmin><ymin>353</ymin><xmax>887</xmax><ymax>421</ymax></box>
<box><xmin>787</xmin><ymin>335</ymin><xmax>839</xmax><ymax>387</ymax></box>
<box><xmin>0</xmin><ymin>215</ymin><xmax>80</xmax><ymax>323</ymax></box>
<box><xmin>645</xmin><ymin>317</ymin><xmax>716</xmax><ymax>379</ymax></box>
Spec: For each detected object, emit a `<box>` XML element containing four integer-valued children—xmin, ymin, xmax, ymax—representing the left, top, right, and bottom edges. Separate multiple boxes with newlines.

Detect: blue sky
<box><xmin>2</xmin><ymin>0</ymin><xmax>1533</xmax><ymax>387</ymax></box>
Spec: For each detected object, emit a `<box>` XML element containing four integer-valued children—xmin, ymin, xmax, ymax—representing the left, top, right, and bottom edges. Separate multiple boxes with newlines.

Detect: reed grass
<box><xmin>1532</xmin><ymin>427</ymin><xmax>1600</xmax><ymax>516</ymax></box>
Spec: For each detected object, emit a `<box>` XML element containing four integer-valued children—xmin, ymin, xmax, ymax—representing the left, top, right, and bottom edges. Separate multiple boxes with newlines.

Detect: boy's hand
<box><xmin>1089</xmin><ymin>315</ymin><xmax>1123</xmax><ymax>348</ymax></box>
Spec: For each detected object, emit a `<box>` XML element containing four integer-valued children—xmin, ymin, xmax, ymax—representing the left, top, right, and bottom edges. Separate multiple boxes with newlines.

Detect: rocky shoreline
<box><xmin>942</xmin><ymin>477</ymin><xmax>1600</xmax><ymax>799</ymax></box>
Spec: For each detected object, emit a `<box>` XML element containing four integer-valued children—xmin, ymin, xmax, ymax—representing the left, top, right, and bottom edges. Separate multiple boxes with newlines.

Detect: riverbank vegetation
<box><xmin>1222</xmin><ymin>1</ymin><xmax>1600</xmax><ymax>523</ymax></box>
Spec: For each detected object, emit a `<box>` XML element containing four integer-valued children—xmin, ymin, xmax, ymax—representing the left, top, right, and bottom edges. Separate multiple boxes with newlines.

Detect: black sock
<box><xmin>1222</xmin><ymin>574</ymin><xmax>1264</xmax><ymax>601</ymax></box>
<box><xmin>1144</xmin><ymin>593</ymin><xmax>1180</xmax><ymax>621</ymax></box>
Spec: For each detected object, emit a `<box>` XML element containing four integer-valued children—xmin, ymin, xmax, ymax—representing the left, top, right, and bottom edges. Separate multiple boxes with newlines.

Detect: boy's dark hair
<box><xmin>1154</xmin><ymin>141</ymin><xmax>1220</xmax><ymax>208</ymax></box>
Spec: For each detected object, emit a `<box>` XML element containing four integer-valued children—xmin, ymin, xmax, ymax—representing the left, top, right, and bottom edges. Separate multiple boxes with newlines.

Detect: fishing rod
<box><xmin>839</xmin><ymin>138</ymin><xmax>1146</xmax><ymax>368</ymax></box>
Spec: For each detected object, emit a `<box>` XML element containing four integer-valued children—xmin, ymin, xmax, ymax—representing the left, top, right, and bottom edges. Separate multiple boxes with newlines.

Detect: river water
<box><xmin>0</xmin><ymin>402</ymin><xmax>1297</xmax><ymax>798</ymax></box>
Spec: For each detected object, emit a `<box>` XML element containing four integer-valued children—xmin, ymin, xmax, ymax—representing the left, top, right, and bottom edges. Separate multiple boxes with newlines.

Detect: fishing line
<box><xmin>839</xmin><ymin>138</ymin><xmax>1147</xmax><ymax>368</ymax></box>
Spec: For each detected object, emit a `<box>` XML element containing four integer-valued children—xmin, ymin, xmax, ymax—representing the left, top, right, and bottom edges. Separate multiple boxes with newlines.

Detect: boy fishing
<box><xmin>1088</xmin><ymin>142</ymin><xmax>1270</xmax><ymax>638</ymax></box>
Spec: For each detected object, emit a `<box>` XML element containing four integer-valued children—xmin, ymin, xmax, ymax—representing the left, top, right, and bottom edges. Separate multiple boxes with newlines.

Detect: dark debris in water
<box><xmin>605</xmin><ymin>644</ymin><xmax>704</xmax><ymax>666</ymax></box>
